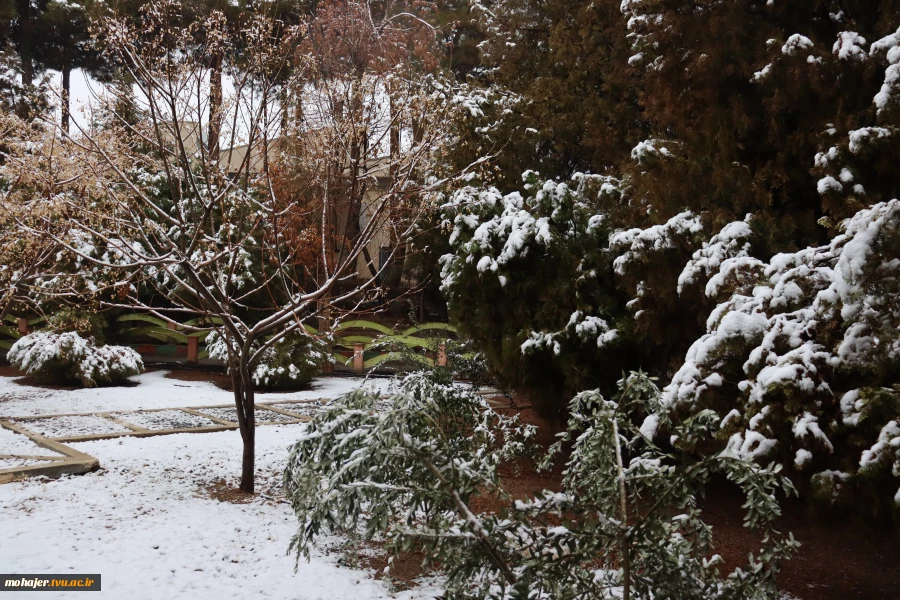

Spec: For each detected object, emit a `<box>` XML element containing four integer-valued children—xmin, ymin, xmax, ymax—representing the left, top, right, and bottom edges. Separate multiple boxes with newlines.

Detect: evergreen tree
<box><xmin>620</xmin><ymin>0</ymin><xmax>900</xmax><ymax>240</ymax></box>
<box><xmin>437</xmin><ymin>0</ymin><xmax>900</xmax><ymax>518</ymax></box>
<box><xmin>440</xmin><ymin>0</ymin><xmax>900</xmax><ymax>411</ymax></box>
<box><xmin>37</xmin><ymin>0</ymin><xmax>111</xmax><ymax>133</ymax></box>
<box><xmin>448</xmin><ymin>0</ymin><xmax>640</xmax><ymax>190</ymax></box>
<box><xmin>285</xmin><ymin>371</ymin><xmax>799</xmax><ymax>599</ymax></box>
<box><xmin>433</xmin><ymin>0</ymin><xmax>483</xmax><ymax>80</ymax></box>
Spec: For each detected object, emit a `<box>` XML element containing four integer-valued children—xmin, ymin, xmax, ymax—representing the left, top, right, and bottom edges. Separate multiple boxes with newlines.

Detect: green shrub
<box><xmin>285</xmin><ymin>371</ymin><xmax>798</xmax><ymax>599</ymax></box>
<box><xmin>663</xmin><ymin>200</ymin><xmax>900</xmax><ymax>523</ymax></box>
<box><xmin>251</xmin><ymin>332</ymin><xmax>329</xmax><ymax>391</ymax></box>
<box><xmin>438</xmin><ymin>172</ymin><xmax>637</xmax><ymax>417</ymax></box>
<box><xmin>9</xmin><ymin>331</ymin><xmax>143</xmax><ymax>387</ymax></box>
<box><xmin>47</xmin><ymin>308</ymin><xmax>108</xmax><ymax>344</ymax></box>
<box><xmin>208</xmin><ymin>330</ymin><xmax>330</xmax><ymax>391</ymax></box>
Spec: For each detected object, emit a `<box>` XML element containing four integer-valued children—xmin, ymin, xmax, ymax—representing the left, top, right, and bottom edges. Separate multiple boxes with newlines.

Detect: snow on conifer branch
<box><xmin>285</xmin><ymin>370</ymin><xmax>798</xmax><ymax>599</ymax></box>
<box><xmin>663</xmin><ymin>200</ymin><xmax>900</xmax><ymax>513</ymax></box>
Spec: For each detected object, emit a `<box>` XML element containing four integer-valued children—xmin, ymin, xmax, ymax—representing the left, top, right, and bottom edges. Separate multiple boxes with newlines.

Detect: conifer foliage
<box><xmin>437</xmin><ymin>171</ymin><xmax>630</xmax><ymax>411</ymax></box>
<box><xmin>285</xmin><ymin>371</ymin><xmax>798</xmax><ymax>599</ymax></box>
<box><xmin>663</xmin><ymin>200</ymin><xmax>900</xmax><ymax>521</ymax></box>
<box><xmin>439</xmin><ymin>1</ymin><xmax>900</xmax><ymax>518</ymax></box>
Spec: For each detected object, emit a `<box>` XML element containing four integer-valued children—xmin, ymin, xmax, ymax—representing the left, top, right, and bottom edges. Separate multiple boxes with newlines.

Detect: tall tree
<box><xmin>439</xmin><ymin>0</ymin><xmax>900</xmax><ymax>417</ymax></box>
<box><xmin>12</xmin><ymin>0</ymin><xmax>461</xmax><ymax>493</ymax></box>
<box><xmin>37</xmin><ymin>0</ymin><xmax>112</xmax><ymax>133</ymax></box>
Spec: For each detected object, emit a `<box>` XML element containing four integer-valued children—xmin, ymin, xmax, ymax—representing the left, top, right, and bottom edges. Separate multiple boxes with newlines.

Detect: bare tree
<box><xmin>10</xmin><ymin>0</ymin><xmax>465</xmax><ymax>492</ymax></box>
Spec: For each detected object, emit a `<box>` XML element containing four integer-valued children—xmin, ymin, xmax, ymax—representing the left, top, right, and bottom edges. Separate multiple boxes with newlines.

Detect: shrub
<box><xmin>251</xmin><ymin>332</ymin><xmax>329</xmax><ymax>391</ymax></box>
<box><xmin>9</xmin><ymin>331</ymin><xmax>143</xmax><ymax>387</ymax></box>
<box><xmin>663</xmin><ymin>200</ymin><xmax>900</xmax><ymax>523</ymax></box>
<box><xmin>47</xmin><ymin>308</ymin><xmax>108</xmax><ymax>344</ymax></box>
<box><xmin>207</xmin><ymin>330</ymin><xmax>330</xmax><ymax>391</ymax></box>
<box><xmin>285</xmin><ymin>371</ymin><xmax>797</xmax><ymax>599</ymax></box>
<box><xmin>442</xmin><ymin>337</ymin><xmax>491</xmax><ymax>388</ymax></box>
<box><xmin>438</xmin><ymin>171</ymin><xmax>637</xmax><ymax>416</ymax></box>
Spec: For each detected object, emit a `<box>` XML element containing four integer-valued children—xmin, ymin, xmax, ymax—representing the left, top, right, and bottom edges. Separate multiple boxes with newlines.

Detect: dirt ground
<box><xmin>162</xmin><ymin>367</ymin><xmax>233</xmax><ymax>390</ymax></box>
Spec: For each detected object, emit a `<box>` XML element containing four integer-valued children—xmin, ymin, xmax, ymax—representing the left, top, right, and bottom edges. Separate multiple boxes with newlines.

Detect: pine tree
<box><xmin>37</xmin><ymin>0</ymin><xmax>112</xmax><ymax>133</ymax></box>
<box><xmin>440</xmin><ymin>0</ymin><xmax>900</xmax><ymax>417</ymax></box>
<box><xmin>446</xmin><ymin>0</ymin><xmax>640</xmax><ymax>190</ymax></box>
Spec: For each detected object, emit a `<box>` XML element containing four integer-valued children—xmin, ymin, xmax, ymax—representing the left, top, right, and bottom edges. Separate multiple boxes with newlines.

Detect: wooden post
<box><xmin>437</xmin><ymin>343</ymin><xmax>447</xmax><ymax>367</ymax></box>
<box><xmin>17</xmin><ymin>318</ymin><xmax>29</xmax><ymax>336</ymax></box>
<box><xmin>318</xmin><ymin>299</ymin><xmax>334</xmax><ymax>374</ymax></box>
<box><xmin>187</xmin><ymin>336</ymin><xmax>199</xmax><ymax>363</ymax></box>
<box><xmin>166</xmin><ymin>320</ymin><xmax>178</xmax><ymax>330</ymax></box>
<box><xmin>353</xmin><ymin>343</ymin><xmax>365</xmax><ymax>371</ymax></box>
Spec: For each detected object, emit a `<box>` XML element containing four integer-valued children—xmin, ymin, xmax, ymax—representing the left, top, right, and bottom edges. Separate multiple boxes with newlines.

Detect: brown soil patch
<box><xmin>164</xmin><ymin>369</ymin><xmax>233</xmax><ymax>391</ymax></box>
<box><xmin>205</xmin><ymin>478</ymin><xmax>257</xmax><ymax>504</ymax></box>
<box><xmin>0</xmin><ymin>365</ymin><xmax>140</xmax><ymax>390</ymax></box>
<box><xmin>162</xmin><ymin>368</ymin><xmax>317</xmax><ymax>394</ymax></box>
<box><xmin>357</xmin><ymin>543</ymin><xmax>432</xmax><ymax>592</ymax></box>
<box><xmin>0</xmin><ymin>366</ymin><xmax>21</xmax><ymax>378</ymax></box>
<box><xmin>701</xmin><ymin>483</ymin><xmax>900</xmax><ymax>600</ymax></box>
<box><xmin>0</xmin><ymin>365</ymin><xmax>78</xmax><ymax>390</ymax></box>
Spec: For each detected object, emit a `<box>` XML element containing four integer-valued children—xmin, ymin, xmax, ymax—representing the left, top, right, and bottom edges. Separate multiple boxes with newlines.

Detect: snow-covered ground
<box><xmin>0</xmin><ymin>370</ymin><xmax>392</xmax><ymax>418</ymax></box>
<box><xmin>0</xmin><ymin>371</ymin><xmax>433</xmax><ymax>599</ymax></box>
<box><xmin>0</xmin><ymin>425</ymin><xmax>66</xmax><ymax>468</ymax></box>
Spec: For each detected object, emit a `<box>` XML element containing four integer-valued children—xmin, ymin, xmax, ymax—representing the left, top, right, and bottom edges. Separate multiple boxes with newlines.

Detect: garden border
<box><xmin>0</xmin><ymin>399</ymin><xmax>322</xmax><ymax>483</ymax></box>
<box><xmin>0</xmin><ymin>420</ymin><xmax>99</xmax><ymax>483</ymax></box>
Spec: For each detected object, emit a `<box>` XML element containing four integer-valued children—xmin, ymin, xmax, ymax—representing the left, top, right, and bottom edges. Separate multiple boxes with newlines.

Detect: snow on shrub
<box><xmin>437</xmin><ymin>169</ymin><xmax>717</xmax><ymax>415</ymax></box>
<box><xmin>250</xmin><ymin>333</ymin><xmax>329</xmax><ymax>391</ymax></box>
<box><xmin>207</xmin><ymin>330</ymin><xmax>329</xmax><ymax>391</ymax></box>
<box><xmin>285</xmin><ymin>370</ymin><xmax>797</xmax><ymax>599</ymax></box>
<box><xmin>9</xmin><ymin>331</ymin><xmax>143</xmax><ymax>387</ymax></box>
<box><xmin>662</xmin><ymin>200</ymin><xmax>900</xmax><ymax>520</ymax></box>
<box><xmin>437</xmin><ymin>170</ymin><xmax>635</xmax><ymax>412</ymax></box>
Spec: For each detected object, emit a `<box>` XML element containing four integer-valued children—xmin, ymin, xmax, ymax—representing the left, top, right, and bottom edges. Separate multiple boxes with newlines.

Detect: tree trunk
<box><xmin>240</xmin><ymin>407</ymin><xmax>255</xmax><ymax>493</ymax></box>
<box><xmin>208</xmin><ymin>55</ymin><xmax>222</xmax><ymax>156</ymax></box>
<box><xmin>61</xmin><ymin>67</ymin><xmax>71</xmax><ymax>134</ymax></box>
<box><xmin>293</xmin><ymin>88</ymin><xmax>303</xmax><ymax>132</ymax></box>
<box><xmin>230</xmin><ymin>352</ymin><xmax>256</xmax><ymax>493</ymax></box>
<box><xmin>318</xmin><ymin>298</ymin><xmax>334</xmax><ymax>374</ymax></box>
<box><xmin>21</xmin><ymin>54</ymin><xmax>33</xmax><ymax>88</ymax></box>
<box><xmin>239</xmin><ymin>357</ymin><xmax>256</xmax><ymax>493</ymax></box>
<box><xmin>346</xmin><ymin>138</ymin><xmax>363</xmax><ymax>243</ymax></box>
<box><xmin>612</xmin><ymin>418</ymin><xmax>631</xmax><ymax>600</ymax></box>
<box><xmin>389</xmin><ymin>84</ymin><xmax>400</xmax><ymax>179</ymax></box>
<box><xmin>384</xmin><ymin>86</ymin><xmax>406</xmax><ymax>288</ymax></box>
<box><xmin>15</xmin><ymin>0</ymin><xmax>34</xmax><ymax>86</ymax></box>
<box><xmin>342</xmin><ymin>80</ymin><xmax>366</xmax><ymax>252</ymax></box>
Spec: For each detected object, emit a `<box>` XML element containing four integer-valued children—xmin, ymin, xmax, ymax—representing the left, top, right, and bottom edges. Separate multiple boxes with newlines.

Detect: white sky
<box><xmin>44</xmin><ymin>68</ymin><xmax>403</xmax><ymax>156</ymax></box>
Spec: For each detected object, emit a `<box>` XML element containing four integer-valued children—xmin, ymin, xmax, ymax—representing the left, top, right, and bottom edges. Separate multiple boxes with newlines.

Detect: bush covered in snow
<box><xmin>207</xmin><ymin>330</ymin><xmax>329</xmax><ymax>391</ymax></box>
<box><xmin>662</xmin><ymin>200</ymin><xmax>900</xmax><ymax>522</ymax></box>
<box><xmin>250</xmin><ymin>332</ymin><xmax>329</xmax><ymax>391</ymax></box>
<box><xmin>438</xmin><ymin>170</ymin><xmax>728</xmax><ymax>417</ymax></box>
<box><xmin>438</xmin><ymin>171</ymin><xmax>638</xmax><ymax>414</ymax></box>
<box><xmin>285</xmin><ymin>371</ymin><xmax>798</xmax><ymax>599</ymax></box>
<box><xmin>8</xmin><ymin>331</ymin><xmax>143</xmax><ymax>387</ymax></box>
<box><xmin>439</xmin><ymin>1</ymin><xmax>900</xmax><ymax>523</ymax></box>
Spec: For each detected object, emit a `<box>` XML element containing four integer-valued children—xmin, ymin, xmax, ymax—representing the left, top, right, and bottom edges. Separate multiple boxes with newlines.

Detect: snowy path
<box><xmin>0</xmin><ymin>373</ymin><xmax>436</xmax><ymax>599</ymax></box>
